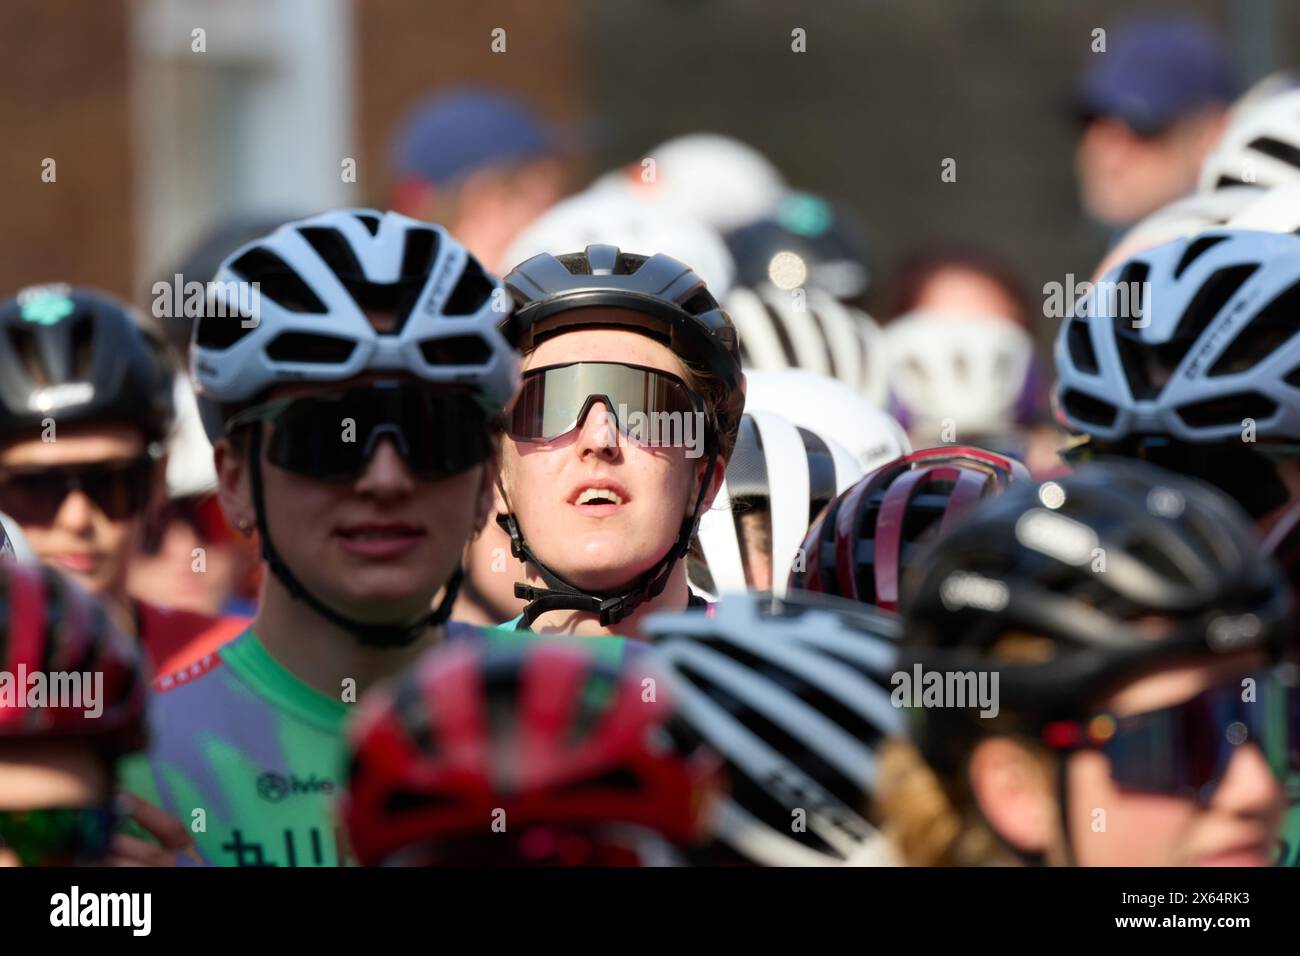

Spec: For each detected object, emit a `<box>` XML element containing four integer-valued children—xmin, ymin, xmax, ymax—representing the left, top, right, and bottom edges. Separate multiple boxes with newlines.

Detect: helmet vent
<box><xmin>1066</xmin><ymin>319</ymin><xmax>1099</xmax><ymax>374</ymax></box>
<box><xmin>355</xmin><ymin>213</ymin><xmax>381</xmax><ymax>235</ymax></box>
<box><xmin>299</xmin><ymin>226</ymin><xmax>432</xmax><ymax>329</ymax></box>
<box><xmin>1173</xmin><ymin>235</ymin><xmax>1228</xmax><ymax>279</ymax></box>
<box><xmin>1059</xmin><ymin>388</ymin><xmax>1118</xmax><ymax>428</ymax></box>
<box><xmin>228</xmin><ymin>247</ymin><xmax>326</xmax><ymax>314</ymax></box>
<box><xmin>418</xmin><ymin>334</ymin><xmax>491</xmax><ymax>366</ymax></box>
<box><xmin>264</xmin><ymin>331</ymin><xmax>356</xmax><ymax>364</ymax></box>
<box><xmin>442</xmin><ymin>256</ymin><xmax>494</xmax><ymax>316</ymax></box>
<box><xmin>70</xmin><ymin>313</ymin><xmax>95</xmax><ymax>380</ymax></box>
<box><xmin>1208</xmin><ymin>279</ymin><xmax>1300</xmax><ymax>376</ymax></box>
<box><xmin>1175</xmin><ymin>391</ymin><xmax>1277</xmax><ymax>429</ymax></box>
<box><xmin>613</xmin><ymin>253</ymin><xmax>647</xmax><ymax>276</ymax></box>
<box><xmin>1248</xmin><ymin>135</ymin><xmax>1300</xmax><ymax>171</ymax></box>
<box><xmin>8</xmin><ymin>324</ymin><xmax>48</xmax><ymax>387</ymax></box>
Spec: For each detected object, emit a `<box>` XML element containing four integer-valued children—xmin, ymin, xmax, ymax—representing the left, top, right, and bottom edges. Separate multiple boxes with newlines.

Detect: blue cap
<box><xmin>390</xmin><ymin>87</ymin><xmax>563</xmax><ymax>186</ymax></box>
<box><xmin>1076</xmin><ymin>14</ymin><xmax>1235</xmax><ymax>135</ymax></box>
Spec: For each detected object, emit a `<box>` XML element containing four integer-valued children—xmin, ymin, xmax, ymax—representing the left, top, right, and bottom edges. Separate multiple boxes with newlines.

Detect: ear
<box><xmin>694</xmin><ymin>453</ymin><xmax>727</xmax><ymax>510</ymax></box>
<box><xmin>475</xmin><ymin>459</ymin><xmax>500</xmax><ymax>534</ymax></box>
<box><xmin>967</xmin><ymin>737</ymin><xmax>1058</xmax><ymax>856</ymax></box>
<box><xmin>213</xmin><ymin>436</ymin><xmax>253</xmax><ymax>533</ymax></box>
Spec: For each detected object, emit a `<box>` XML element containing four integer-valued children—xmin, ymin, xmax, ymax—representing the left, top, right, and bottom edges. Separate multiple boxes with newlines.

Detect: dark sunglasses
<box><xmin>1043</xmin><ymin>668</ymin><xmax>1299</xmax><ymax>804</ymax></box>
<box><xmin>226</xmin><ymin>380</ymin><xmax>495</xmax><ymax>484</ymax></box>
<box><xmin>0</xmin><ymin>457</ymin><xmax>154</xmax><ymax>525</ymax></box>
<box><xmin>0</xmin><ymin>805</ymin><xmax>117</xmax><ymax>866</ymax></box>
<box><xmin>505</xmin><ymin>361</ymin><xmax>704</xmax><ymax>445</ymax></box>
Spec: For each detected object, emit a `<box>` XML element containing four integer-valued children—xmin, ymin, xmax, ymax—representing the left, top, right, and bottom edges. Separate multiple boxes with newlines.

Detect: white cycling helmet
<box><xmin>1095</xmin><ymin>186</ymin><xmax>1261</xmax><ymax>278</ymax></box>
<box><xmin>726</xmin><ymin>283</ymin><xmax>889</xmax><ymax>405</ymax></box>
<box><xmin>885</xmin><ymin>310</ymin><xmax>1037</xmax><ymax>444</ymax></box>
<box><xmin>0</xmin><ymin>512</ymin><xmax>35</xmax><ymax>565</ymax></box>
<box><xmin>645</xmin><ymin>590</ymin><xmax>904</xmax><ymax>866</ymax></box>
<box><xmin>1199</xmin><ymin>88</ymin><xmax>1300</xmax><ymax>192</ymax></box>
<box><xmin>500</xmin><ymin>189</ymin><xmax>735</xmax><ymax>294</ymax></box>
<box><xmin>694</xmin><ymin>410</ymin><xmax>863</xmax><ymax>600</ymax></box>
<box><xmin>1055</xmin><ymin>228</ymin><xmax>1300</xmax><ymax>446</ymax></box>
<box><xmin>165</xmin><ymin>373</ymin><xmax>218</xmax><ymax>498</ymax></box>
<box><xmin>1225</xmin><ymin>179</ymin><xmax>1300</xmax><ymax>234</ymax></box>
<box><xmin>743</xmin><ymin>367</ymin><xmax>909</xmax><ymax>473</ymax></box>
<box><xmin>590</xmin><ymin>133</ymin><xmax>787</xmax><ymax>233</ymax></box>
<box><xmin>192</xmin><ymin>208</ymin><xmax>519</xmax><ymax>436</ymax></box>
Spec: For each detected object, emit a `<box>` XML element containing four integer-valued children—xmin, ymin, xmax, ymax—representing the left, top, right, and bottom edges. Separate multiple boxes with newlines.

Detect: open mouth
<box><xmin>575</xmin><ymin>488</ymin><xmax>625</xmax><ymax>506</ymax></box>
<box><xmin>569</xmin><ymin>480</ymin><xmax>630</xmax><ymax>515</ymax></box>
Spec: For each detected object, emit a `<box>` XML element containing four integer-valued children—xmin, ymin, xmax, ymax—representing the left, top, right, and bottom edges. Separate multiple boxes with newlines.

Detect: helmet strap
<box><xmin>247</xmin><ymin>422</ymin><xmax>461</xmax><ymax>647</ymax></box>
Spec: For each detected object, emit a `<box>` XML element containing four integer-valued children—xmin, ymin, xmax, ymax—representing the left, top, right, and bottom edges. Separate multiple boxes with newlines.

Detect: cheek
<box><xmin>1069</xmin><ymin>752</ymin><xmax>1193</xmax><ymax>864</ymax></box>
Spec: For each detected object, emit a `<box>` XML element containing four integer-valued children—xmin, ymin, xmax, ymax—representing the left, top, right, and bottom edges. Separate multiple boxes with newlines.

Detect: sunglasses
<box><xmin>0</xmin><ymin>805</ymin><xmax>116</xmax><ymax>866</ymax></box>
<box><xmin>1043</xmin><ymin>668</ymin><xmax>1299</xmax><ymax>804</ymax></box>
<box><xmin>505</xmin><ymin>361</ymin><xmax>704</xmax><ymax>446</ymax></box>
<box><xmin>226</xmin><ymin>381</ymin><xmax>495</xmax><ymax>484</ymax></box>
<box><xmin>0</xmin><ymin>457</ymin><xmax>154</xmax><ymax>525</ymax></box>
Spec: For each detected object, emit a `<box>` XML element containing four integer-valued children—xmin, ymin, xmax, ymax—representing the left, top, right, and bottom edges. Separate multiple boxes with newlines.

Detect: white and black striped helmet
<box><xmin>693</xmin><ymin>411</ymin><xmax>863</xmax><ymax>599</ymax></box>
<box><xmin>645</xmin><ymin>590</ymin><xmax>904</xmax><ymax>866</ymax></box>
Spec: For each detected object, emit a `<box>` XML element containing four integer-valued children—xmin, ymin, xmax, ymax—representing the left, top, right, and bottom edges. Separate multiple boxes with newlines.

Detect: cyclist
<box><xmin>790</xmin><ymin>446</ymin><xmax>1027</xmax><ymax>610</ymax></box>
<box><xmin>0</xmin><ymin>562</ymin><xmax>193</xmax><ymax>866</ymax></box>
<box><xmin>692</xmin><ymin>410</ymin><xmax>862</xmax><ymax>597</ymax></box>
<box><xmin>343</xmin><ymin>636</ymin><xmax>720</xmax><ymax>866</ymax></box>
<box><xmin>644</xmin><ymin>589</ymin><xmax>904</xmax><ymax>865</ymax></box>
<box><xmin>1054</xmin><ymin>228</ymin><xmax>1300</xmax><ymax>536</ymax></box>
<box><xmin>878</xmin><ymin>461</ymin><xmax>1295</xmax><ymax>866</ymax></box>
<box><xmin>0</xmin><ymin>286</ymin><xmax>247</xmax><ymax>672</ymax></box>
<box><xmin>494</xmin><ymin>244</ymin><xmax>744</xmax><ymax>638</ymax></box>
<box><xmin>118</xmin><ymin>209</ymin><xmax>520</xmax><ymax>865</ymax></box>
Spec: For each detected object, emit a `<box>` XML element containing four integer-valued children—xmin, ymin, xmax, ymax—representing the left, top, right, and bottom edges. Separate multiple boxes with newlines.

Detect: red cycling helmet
<box><xmin>343</xmin><ymin>639</ymin><xmax>723</xmax><ymax>866</ymax></box>
<box><xmin>790</xmin><ymin>446</ymin><xmax>1028</xmax><ymax>611</ymax></box>
<box><xmin>0</xmin><ymin>563</ymin><xmax>148</xmax><ymax>755</ymax></box>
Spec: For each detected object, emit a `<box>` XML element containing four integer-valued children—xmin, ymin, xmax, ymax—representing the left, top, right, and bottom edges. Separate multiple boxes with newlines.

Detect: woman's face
<box><xmin>973</xmin><ymin>655</ymin><xmax>1286</xmax><ymax>866</ymax></box>
<box><xmin>217</xmin><ymin>376</ymin><xmax>492</xmax><ymax>625</ymax></box>
<box><xmin>1065</xmin><ymin>658</ymin><xmax>1285</xmax><ymax>867</ymax></box>
<box><xmin>500</xmin><ymin>325</ymin><xmax>715</xmax><ymax>593</ymax></box>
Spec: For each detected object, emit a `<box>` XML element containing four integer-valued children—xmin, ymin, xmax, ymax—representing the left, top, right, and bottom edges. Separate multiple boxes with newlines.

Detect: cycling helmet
<box><xmin>1226</xmin><ymin>179</ymin><xmax>1300</xmax><ymax>234</ymax></box>
<box><xmin>645</xmin><ymin>590</ymin><xmax>904</xmax><ymax>866</ymax></box>
<box><xmin>0</xmin><ymin>512</ymin><xmax>35</xmax><ymax>566</ymax></box>
<box><xmin>0</xmin><ymin>286</ymin><xmax>175</xmax><ymax>442</ymax></box>
<box><xmin>899</xmin><ymin>460</ymin><xmax>1292</xmax><ymax>775</ymax></box>
<box><xmin>343</xmin><ymin>638</ymin><xmax>722</xmax><ymax>866</ymax></box>
<box><xmin>792</xmin><ymin>446</ymin><xmax>1027</xmax><ymax>610</ymax></box>
<box><xmin>1092</xmin><ymin>186</ymin><xmax>1260</xmax><ymax>279</ymax></box>
<box><xmin>725</xmin><ymin>192</ymin><xmax>873</xmax><ymax>303</ymax></box>
<box><xmin>499</xmin><ymin>244</ymin><xmax>745</xmax><ymax>627</ymax></box>
<box><xmin>590</xmin><ymin>133</ymin><xmax>787</xmax><ymax>232</ymax></box>
<box><xmin>885</xmin><ymin>311</ymin><xmax>1040</xmax><ymax>443</ymax></box>
<box><xmin>743</xmin><ymin>368</ymin><xmax>909</xmax><ymax>472</ymax></box>
<box><xmin>1199</xmin><ymin>88</ymin><xmax>1300</xmax><ymax>191</ymax></box>
<box><xmin>193</xmin><ymin>209</ymin><xmax>520</xmax><ymax>647</ymax></box>
<box><xmin>694</xmin><ymin>411</ymin><xmax>863</xmax><ymax>599</ymax></box>
<box><xmin>726</xmin><ymin>283</ymin><xmax>889</xmax><ymax>405</ymax></box>
<box><xmin>1055</xmin><ymin>228</ymin><xmax>1300</xmax><ymax>447</ymax></box>
<box><xmin>501</xmin><ymin>189</ymin><xmax>736</xmax><ymax>294</ymax></box>
<box><xmin>0</xmin><ymin>563</ymin><xmax>148</xmax><ymax>756</ymax></box>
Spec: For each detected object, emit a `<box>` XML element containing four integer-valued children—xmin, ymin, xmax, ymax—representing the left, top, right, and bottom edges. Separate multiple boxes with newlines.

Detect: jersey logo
<box><xmin>256</xmin><ymin>772</ymin><xmax>336</xmax><ymax>803</ymax></box>
<box><xmin>152</xmin><ymin>653</ymin><xmax>223</xmax><ymax>693</ymax></box>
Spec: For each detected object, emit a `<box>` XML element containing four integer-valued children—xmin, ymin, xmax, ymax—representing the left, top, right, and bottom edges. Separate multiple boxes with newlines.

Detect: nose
<box><xmin>354</xmin><ymin>437</ymin><xmax>417</xmax><ymax>497</ymax></box>
<box><xmin>575</xmin><ymin>398</ymin><xmax>621</xmax><ymax>462</ymax></box>
<box><xmin>55</xmin><ymin>489</ymin><xmax>95</xmax><ymax>533</ymax></box>
<box><xmin>1207</xmin><ymin>741</ymin><xmax>1285</xmax><ymax>822</ymax></box>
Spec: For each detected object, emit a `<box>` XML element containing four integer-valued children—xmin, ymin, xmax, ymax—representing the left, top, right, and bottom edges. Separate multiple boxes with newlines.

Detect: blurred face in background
<box><xmin>0</xmin><ymin>424</ymin><xmax>159</xmax><ymax>603</ymax></box>
<box><xmin>910</xmin><ymin>267</ymin><xmax>1027</xmax><ymax>327</ymax></box>
<box><xmin>1076</xmin><ymin>110</ymin><xmax>1226</xmax><ymax>226</ymax></box>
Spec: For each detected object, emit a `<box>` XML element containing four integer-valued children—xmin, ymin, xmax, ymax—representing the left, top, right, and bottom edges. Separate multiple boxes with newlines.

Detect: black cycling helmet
<box><xmin>0</xmin><ymin>286</ymin><xmax>175</xmax><ymax>442</ymax></box>
<box><xmin>724</xmin><ymin>192</ymin><xmax>873</xmax><ymax>304</ymax></box>
<box><xmin>499</xmin><ymin>245</ymin><xmax>745</xmax><ymax>627</ymax></box>
<box><xmin>899</xmin><ymin>459</ymin><xmax>1292</xmax><ymax>776</ymax></box>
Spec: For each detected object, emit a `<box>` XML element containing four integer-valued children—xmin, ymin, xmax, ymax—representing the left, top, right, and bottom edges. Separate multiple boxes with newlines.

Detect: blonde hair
<box><xmin>873</xmin><ymin>632</ymin><xmax>1062</xmax><ymax>866</ymax></box>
